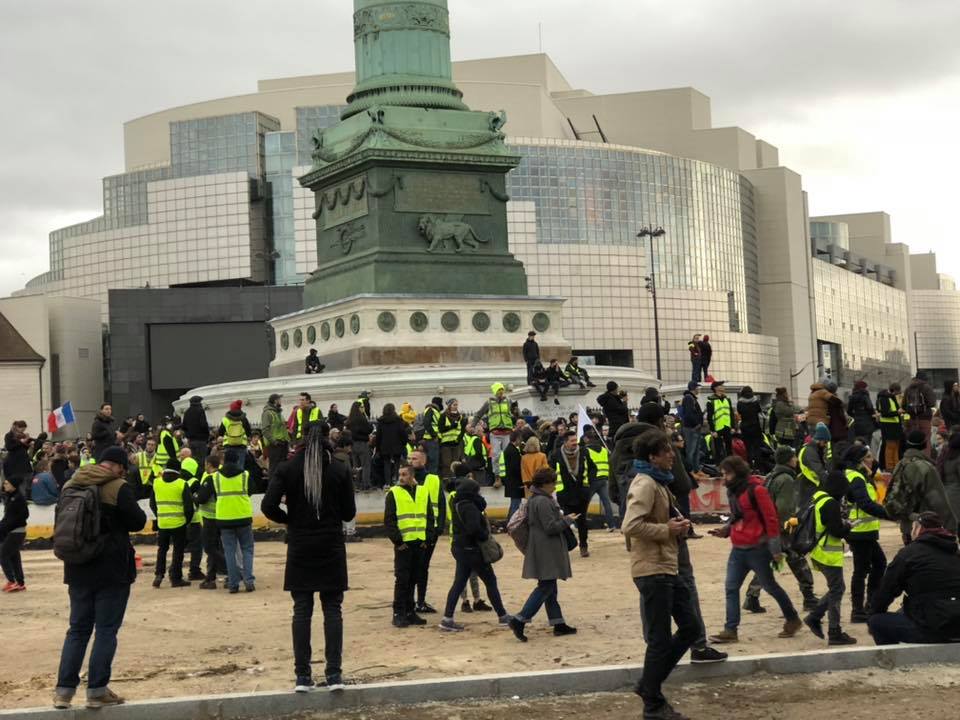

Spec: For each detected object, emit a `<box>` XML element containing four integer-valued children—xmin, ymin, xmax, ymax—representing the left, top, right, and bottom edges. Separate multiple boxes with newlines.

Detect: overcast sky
<box><xmin>2</xmin><ymin>0</ymin><xmax>959</xmax><ymax>296</ymax></box>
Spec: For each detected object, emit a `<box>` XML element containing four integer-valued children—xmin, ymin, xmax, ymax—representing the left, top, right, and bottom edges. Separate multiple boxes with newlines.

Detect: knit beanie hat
<box><xmin>99</xmin><ymin>446</ymin><xmax>129</xmax><ymax>468</ymax></box>
<box><xmin>813</xmin><ymin>423</ymin><xmax>831</xmax><ymax>442</ymax></box>
<box><xmin>906</xmin><ymin>430</ymin><xmax>927</xmax><ymax>449</ymax></box>
<box><xmin>229</xmin><ymin>400</ymin><xmax>243</xmax><ymax>413</ymax></box>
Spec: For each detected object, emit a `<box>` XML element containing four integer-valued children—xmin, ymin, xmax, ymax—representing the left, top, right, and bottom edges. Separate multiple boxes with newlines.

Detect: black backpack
<box><xmin>788</xmin><ymin>498</ymin><xmax>826</xmax><ymax>556</ymax></box>
<box><xmin>53</xmin><ymin>484</ymin><xmax>106</xmax><ymax>564</ymax></box>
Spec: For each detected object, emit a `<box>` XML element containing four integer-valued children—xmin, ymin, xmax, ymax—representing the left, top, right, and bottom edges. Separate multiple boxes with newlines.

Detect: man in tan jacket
<box><xmin>622</xmin><ymin>429</ymin><xmax>700</xmax><ymax>720</ymax></box>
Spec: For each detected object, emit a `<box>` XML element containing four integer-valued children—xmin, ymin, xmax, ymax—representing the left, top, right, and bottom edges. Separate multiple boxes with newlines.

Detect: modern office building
<box><xmin>19</xmin><ymin>52</ymin><xmax>959</xmax><ymax>408</ymax></box>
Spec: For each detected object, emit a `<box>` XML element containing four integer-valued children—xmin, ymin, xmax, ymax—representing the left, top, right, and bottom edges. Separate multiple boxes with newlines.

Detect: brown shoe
<box><xmin>708</xmin><ymin>629</ymin><xmax>738</xmax><ymax>644</ymax></box>
<box><xmin>52</xmin><ymin>691</ymin><xmax>73</xmax><ymax>709</ymax></box>
<box><xmin>779</xmin><ymin>617</ymin><xmax>803</xmax><ymax>638</ymax></box>
<box><xmin>86</xmin><ymin>688</ymin><xmax>125</xmax><ymax>709</ymax></box>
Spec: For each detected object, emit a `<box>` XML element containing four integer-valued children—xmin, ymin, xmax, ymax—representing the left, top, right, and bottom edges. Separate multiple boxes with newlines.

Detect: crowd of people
<box><xmin>3</xmin><ymin>368</ymin><xmax>960</xmax><ymax>718</ymax></box>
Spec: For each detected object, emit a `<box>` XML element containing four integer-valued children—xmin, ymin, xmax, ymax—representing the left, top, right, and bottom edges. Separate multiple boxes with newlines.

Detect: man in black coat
<box><xmin>3</xmin><ymin>421</ymin><xmax>32</xmax><ymax>489</ymax></box>
<box><xmin>869</xmin><ymin>511</ymin><xmax>960</xmax><ymax>645</ymax></box>
<box><xmin>597</xmin><ymin>382</ymin><xmax>630</xmax><ymax>439</ymax></box>
<box><xmin>90</xmin><ymin>404</ymin><xmax>117</xmax><ymax>462</ymax></box>
<box><xmin>262</xmin><ymin>424</ymin><xmax>356</xmax><ymax>692</ymax></box>
<box><xmin>180</xmin><ymin>396</ymin><xmax>210</xmax><ymax>462</ymax></box>
<box><xmin>551</xmin><ymin>430</ymin><xmax>590</xmax><ymax>557</ymax></box>
<box><xmin>502</xmin><ymin>430</ymin><xmax>524</xmax><ymax>523</ymax></box>
<box><xmin>522</xmin><ymin>331</ymin><xmax>540</xmax><ymax>384</ymax></box>
<box><xmin>54</xmin><ymin>447</ymin><xmax>147</xmax><ymax>709</ymax></box>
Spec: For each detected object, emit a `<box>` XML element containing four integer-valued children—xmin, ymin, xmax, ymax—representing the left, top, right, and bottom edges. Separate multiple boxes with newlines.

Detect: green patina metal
<box><xmin>300</xmin><ymin>0</ymin><xmax>528</xmax><ymax>306</ymax></box>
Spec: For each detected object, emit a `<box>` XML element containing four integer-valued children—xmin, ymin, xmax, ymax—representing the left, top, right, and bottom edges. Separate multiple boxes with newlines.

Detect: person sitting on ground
<box><xmin>869</xmin><ymin>511</ymin><xmax>960</xmax><ymax>645</ymax></box>
<box><xmin>31</xmin><ymin>459</ymin><xmax>60</xmax><ymax>505</ymax></box>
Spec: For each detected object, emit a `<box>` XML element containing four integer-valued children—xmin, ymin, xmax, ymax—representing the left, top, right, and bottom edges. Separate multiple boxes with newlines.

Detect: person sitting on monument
<box><xmin>545</xmin><ymin>359</ymin><xmax>571</xmax><ymax>406</ymax></box>
<box><xmin>531</xmin><ymin>361</ymin><xmax>550</xmax><ymax>402</ymax></box>
<box><xmin>304</xmin><ymin>349</ymin><xmax>326</xmax><ymax>375</ymax></box>
<box><xmin>564</xmin><ymin>357</ymin><xmax>595</xmax><ymax>389</ymax></box>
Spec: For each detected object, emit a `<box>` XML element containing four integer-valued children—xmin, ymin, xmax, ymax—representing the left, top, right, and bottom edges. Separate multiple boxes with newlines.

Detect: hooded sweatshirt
<box><xmin>736</xmin><ymin>394</ymin><xmax>763</xmax><ymax>433</ymax></box>
<box><xmin>726</xmin><ymin>475</ymin><xmax>782</xmax><ymax>554</ymax></box>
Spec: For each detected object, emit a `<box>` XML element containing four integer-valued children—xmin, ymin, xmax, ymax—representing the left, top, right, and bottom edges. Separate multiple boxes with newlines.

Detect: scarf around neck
<box><xmin>633</xmin><ymin>459</ymin><xmax>674</xmax><ymax>485</ymax></box>
<box><xmin>561</xmin><ymin>444</ymin><xmax>580</xmax><ymax>476</ymax></box>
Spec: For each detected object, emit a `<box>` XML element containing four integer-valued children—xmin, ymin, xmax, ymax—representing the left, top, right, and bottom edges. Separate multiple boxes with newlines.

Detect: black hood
<box><xmin>378</xmin><ymin>414</ymin><xmax>402</xmax><ymax>425</ymax></box>
<box><xmin>455</xmin><ymin>477</ymin><xmax>481</xmax><ymax>496</ymax></box>
<box><xmin>189</xmin><ymin>396</ymin><xmax>203</xmax><ymax>405</ymax></box>
<box><xmin>739</xmin><ymin>395</ymin><xmax>760</xmax><ymax>405</ymax></box>
<box><xmin>225</xmin><ymin>410</ymin><xmax>245</xmax><ymax>420</ymax></box>
<box><xmin>916</xmin><ymin>531</ymin><xmax>960</xmax><ymax>554</ymax></box>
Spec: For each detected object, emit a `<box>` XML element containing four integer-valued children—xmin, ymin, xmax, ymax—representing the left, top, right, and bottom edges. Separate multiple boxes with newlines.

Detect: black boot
<box><xmin>743</xmin><ymin>596</ymin><xmax>766</xmax><ymax>614</ymax></box>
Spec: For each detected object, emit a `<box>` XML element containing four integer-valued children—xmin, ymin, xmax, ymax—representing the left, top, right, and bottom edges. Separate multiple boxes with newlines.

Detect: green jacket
<box><xmin>765</xmin><ymin>464</ymin><xmax>799</xmax><ymax>522</ymax></box>
<box><xmin>885</xmin><ymin>449</ymin><xmax>959</xmax><ymax>534</ymax></box>
<box><xmin>260</xmin><ymin>403</ymin><xmax>290</xmax><ymax>446</ymax></box>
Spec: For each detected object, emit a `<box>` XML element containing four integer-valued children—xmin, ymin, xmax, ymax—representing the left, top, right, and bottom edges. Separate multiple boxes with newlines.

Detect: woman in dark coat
<box><xmin>847</xmin><ymin>380</ymin><xmax>877</xmax><ymax>443</ymax></box>
<box><xmin>346</xmin><ymin>401</ymin><xmax>373</xmax><ymax>490</ymax></box>
<box><xmin>438</xmin><ymin>477</ymin><xmax>511</xmax><ymax>631</ymax></box>
<box><xmin>502</xmin><ymin>430</ymin><xmax>524</xmax><ymax>523</ymax></box>
<box><xmin>940</xmin><ymin>381</ymin><xmax>960</xmax><ymax>432</ymax></box>
<box><xmin>261</xmin><ymin>424</ymin><xmax>356</xmax><ymax>693</ymax></box>
<box><xmin>374</xmin><ymin>404</ymin><xmax>410</xmax><ymax>487</ymax></box>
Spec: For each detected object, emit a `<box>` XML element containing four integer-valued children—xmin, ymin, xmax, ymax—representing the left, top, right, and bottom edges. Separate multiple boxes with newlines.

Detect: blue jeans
<box><xmin>506</xmin><ymin>497</ymin><xmax>522</xmax><ymax>524</ymax></box>
<box><xmin>221</xmin><ymin>525</ymin><xmax>255</xmax><ymax>589</ymax></box>
<box><xmin>691</xmin><ymin>359</ymin><xmax>702</xmax><ymax>385</ymax></box>
<box><xmin>423</xmin><ymin>439</ymin><xmax>440</xmax><ymax>475</ymax></box>
<box><xmin>681</xmin><ymin>426</ymin><xmax>703</xmax><ymax>472</ymax></box>
<box><xmin>56</xmin><ymin>584</ymin><xmax>131</xmax><ymax>696</ymax></box>
<box><xmin>724</xmin><ymin>546</ymin><xmax>798</xmax><ymax>631</ymax></box>
<box><xmin>516</xmin><ymin>578</ymin><xmax>564</xmax><ymax>626</ymax></box>
<box><xmin>868</xmin><ymin>611</ymin><xmax>940</xmax><ymax>646</ymax></box>
<box><xmin>587</xmin><ymin>479</ymin><xmax>618</xmax><ymax>528</ymax></box>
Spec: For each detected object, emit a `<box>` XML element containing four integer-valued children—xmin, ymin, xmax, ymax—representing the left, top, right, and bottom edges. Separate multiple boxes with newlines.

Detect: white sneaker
<box><xmin>294</xmin><ymin>679</ymin><xmax>317</xmax><ymax>693</ymax></box>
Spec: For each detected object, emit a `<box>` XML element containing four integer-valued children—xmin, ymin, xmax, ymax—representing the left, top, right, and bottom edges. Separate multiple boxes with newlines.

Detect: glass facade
<box><xmin>810</xmin><ymin>220</ymin><xmax>850</xmax><ymax>251</ymax></box>
<box><xmin>813</xmin><ymin>258</ymin><xmax>911</xmax><ymax>388</ymax></box>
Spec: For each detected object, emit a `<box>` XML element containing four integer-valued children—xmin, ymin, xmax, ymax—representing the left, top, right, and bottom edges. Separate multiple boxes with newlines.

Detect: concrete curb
<box><xmin>5</xmin><ymin>643</ymin><xmax>959</xmax><ymax>719</ymax></box>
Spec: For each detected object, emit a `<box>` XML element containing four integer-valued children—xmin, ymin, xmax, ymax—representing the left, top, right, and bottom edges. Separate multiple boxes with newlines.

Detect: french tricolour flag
<box><xmin>47</xmin><ymin>401</ymin><xmax>76</xmax><ymax>433</ymax></box>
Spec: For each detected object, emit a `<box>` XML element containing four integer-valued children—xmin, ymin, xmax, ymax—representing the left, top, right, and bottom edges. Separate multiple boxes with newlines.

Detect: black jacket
<box><xmin>681</xmin><ymin>391</ymin><xmax>704</xmax><ymax>429</ymax></box>
<box><xmin>872</xmin><ymin>531</ymin><xmax>960</xmax><ymax>636</ymax></box>
<box><xmin>3</xmin><ymin>431</ymin><xmax>32</xmax><ymax>479</ymax></box>
<box><xmin>0</xmin><ymin>489</ymin><xmax>29</xmax><ymax>537</ymax></box>
<box><xmin>699</xmin><ymin>340</ymin><xmax>713</xmax><ymax>365</ymax></box>
<box><xmin>327</xmin><ymin>410</ymin><xmax>347</xmax><ymax>430</ymax></box>
<box><xmin>181</xmin><ymin>398</ymin><xmax>210</xmax><ymax>442</ymax></box>
<box><xmin>195</xmin><ymin>458</ymin><xmax>253</xmax><ymax>528</ymax></box>
<box><xmin>449</xmin><ymin>479</ymin><xmax>490</xmax><ymax>553</ymax></box>
<box><xmin>61</xmin><ymin>467</ymin><xmax>147</xmax><ymax>588</ymax></box>
<box><xmin>551</xmin><ymin>448</ymin><xmax>586</xmax><ymax>508</ymax></box>
<box><xmin>384</xmin><ymin>484</ymin><xmax>435</xmax><ymax>546</ymax></box>
<box><xmin>261</xmin><ymin>449</ymin><xmax>356</xmax><ymax>593</ymax></box>
<box><xmin>737</xmin><ymin>396</ymin><xmax>763</xmax><ymax>434</ymax></box>
<box><xmin>346</xmin><ymin>414</ymin><xmax>373</xmax><ymax>443</ymax></box>
<box><xmin>545</xmin><ymin>365</ymin><xmax>565</xmax><ymax>383</ymax></box>
<box><xmin>941</xmin><ymin>393</ymin><xmax>960</xmax><ymax>429</ymax></box>
<box><xmin>847</xmin><ymin>390</ymin><xmax>877</xmax><ymax>438</ymax></box>
<box><xmin>375</xmin><ymin>415</ymin><xmax>409</xmax><ymax>457</ymax></box>
<box><xmin>597</xmin><ymin>391</ymin><xmax>629</xmax><ymax>436</ymax></box>
<box><xmin>502</xmin><ymin>442</ymin><xmax>524</xmax><ymax>499</ymax></box>
<box><xmin>90</xmin><ymin>413</ymin><xmax>117</xmax><ymax>460</ymax></box>
<box><xmin>522</xmin><ymin>338</ymin><xmax>540</xmax><ymax>364</ymax></box>
<box><xmin>816</xmin><ymin>494</ymin><xmax>850</xmax><ymax>541</ymax></box>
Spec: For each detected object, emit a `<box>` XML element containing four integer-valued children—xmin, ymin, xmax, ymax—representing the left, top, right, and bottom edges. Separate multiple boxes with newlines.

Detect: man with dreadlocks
<box><xmin>262</xmin><ymin>422</ymin><xmax>357</xmax><ymax>693</ymax></box>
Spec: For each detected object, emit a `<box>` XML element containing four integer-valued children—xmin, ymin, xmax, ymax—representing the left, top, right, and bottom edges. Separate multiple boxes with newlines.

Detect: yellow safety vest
<box><xmin>498</xmin><ymin>451</ymin><xmax>507</xmax><ymax>479</ymax></box>
<box><xmin>295</xmin><ymin>407</ymin><xmax>321</xmax><ymax>440</ymax></box>
<box><xmin>711</xmin><ymin>396</ymin><xmax>733</xmax><ymax>431</ymax></box>
<box><xmin>810</xmin><ymin>490</ymin><xmax>844</xmax><ymax>567</ymax></box>
<box><xmin>487</xmin><ymin>399</ymin><xmax>514</xmax><ymax>431</ymax></box>
<box><xmin>554</xmin><ymin>462</ymin><xmax>565</xmax><ymax>494</ymax></box>
<box><xmin>221</xmin><ymin>416</ymin><xmax>248</xmax><ymax>447</ymax></box>
<box><xmin>879</xmin><ymin>396</ymin><xmax>901</xmax><ymax>424</ymax></box>
<box><xmin>846</xmin><ymin>469</ymin><xmax>881</xmax><ymax>534</ymax></box>
<box><xmin>390</xmin><ymin>485</ymin><xmax>427</xmax><ymax>542</ymax></box>
<box><xmin>181</xmin><ymin>457</ymin><xmax>201</xmax><ymax>524</ymax></box>
<box><xmin>153</xmin><ymin>430</ymin><xmax>179</xmax><ymax>474</ymax></box>
<box><xmin>406</xmin><ymin>443</ymin><xmax>416</xmax><ymax>457</ymax></box>
<box><xmin>798</xmin><ymin>442</ymin><xmax>832</xmax><ymax>487</ymax></box>
<box><xmin>80</xmin><ymin>456</ymin><xmax>95</xmax><ymax>466</ymax></box>
<box><xmin>214</xmin><ymin>471</ymin><xmax>253</xmax><ymax>522</ymax></box>
<box><xmin>439</xmin><ymin>416</ymin><xmax>462</xmax><ymax>444</ymax></box>
<box><xmin>154</xmin><ymin>477</ymin><xmax>188</xmax><ymax>530</ymax></box>
<box><xmin>463</xmin><ymin>435</ymin><xmax>483</xmax><ymax>460</ymax></box>
<box><xmin>198</xmin><ymin>472</ymin><xmax>218</xmax><ymax>520</ymax></box>
<box><xmin>421</xmin><ymin>473</ymin><xmax>441</xmax><ymax>531</ymax></box>
<box><xmin>422</xmin><ymin>406</ymin><xmax>440</xmax><ymax>440</ymax></box>
<box><xmin>137</xmin><ymin>451</ymin><xmax>155</xmax><ymax>486</ymax></box>
<box><xmin>446</xmin><ymin>490</ymin><xmax>457</xmax><ymax>545</ymax></box>
<box><xmin>587</xmin><ymin>446</ymin><xmax>610</xmax><ymax>479</ymax></box>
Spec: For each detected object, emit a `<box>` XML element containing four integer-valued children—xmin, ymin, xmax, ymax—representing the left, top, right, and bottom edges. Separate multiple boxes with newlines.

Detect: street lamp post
<box><xmin>254</xmin><ymin>249</ymin><xmax>282</xmax><ymax>357</ymax></box>
<box><xmin>638</xmin><ymin>226</ymin><xmax>666</xmax><ymax>380</ymax></box>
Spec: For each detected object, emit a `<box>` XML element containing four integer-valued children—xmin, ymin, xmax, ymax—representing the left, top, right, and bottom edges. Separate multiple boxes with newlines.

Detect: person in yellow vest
<box><xmin>797</xmin><ymin>422</ymin><xmax>832</xmax><ymax>509</ymax></box>
<box><xmin>583</xmin><ymin>428</ymin><xmax>618</xmax><ymax>531</ymax></box>
<box><xmin>179</xmin><ymin>454</ymin><xmax>206</xmax><ymax>582</ymax></box>
<box><xmin>460</xmin><ymin>424</ymin><xmax>488</xmax><ymax>484</ymax></box>
<box><xmin>437</xmin><ymin>399</ymin><xmax>466</xmax><ymax>480</ymax></box>
<box><xmin>195</xmin><ymin>454</ymin><xmax>226</xmax><ymax>589</ymax></box>
<box><xmin>877</xmin><ymin>382</ymin><xmax>905</xmax><ymax>471</ymax></box>
<box><xmin>421</xmin><ymin>396</ymin><xmax>444</xmax><ymax>474</ymax></box>
<box><xmin>410</xmin><ymin>449</ymin><xmax>445</xmax><ymax>614</ymax></box>
<box><xmin>291</xmin><ymin>393</ymin><xmax>321</xmax><ymax>443</ymax></box>
<box><xmin>705</xmin><ymin>381</ymin><xmax>735</xmax><ymax>462</ymax></box>
<box><xmin>135</xmin><ymin>438</ymin><xmax>157</xmax><ymax>491</ymax></box>
<box><xmin>149</xmin><ymin>460</ymin><xmax>194</xmax><ymax>588</ymax></box>
<box><xmin>842</xmin><ymin>444</ymin><xmax>889</xmax><ymax>623</ymax></box>
<box><xmin>218</xmin><ymin>400</ymin><xmax>252</xmax><ymax>449</ymax></box>
<box><xmin>803</xmin><ymin>470</ymin><xmax>857</xmax><ymax>645</ymax></box>
<box><xmin>196</xmin><ymin>448</ymin><xmax>255</xmax><ymax>593</ymax></box>
<box><xmin>152</xmin><ymin>421</ymin><xmax>180</xmax><ymax>481</ymax></box>
<box><xmin>384</xmin><ymin>461</ymin><xmax>434</xmax><ymax>628</ymax></box>
<box><xmin>472</xmin><ymin>383</ymin><xmax>516</xmax><ymax>486</ymax></box>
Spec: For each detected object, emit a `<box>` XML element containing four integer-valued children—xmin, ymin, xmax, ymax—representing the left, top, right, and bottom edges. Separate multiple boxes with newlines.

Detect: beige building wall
<box><xmin>0</xmin><ymin>295</ymin><xmax>52</xmax><ymax>422</ymax></box>
<box><xmin>910</xmin><ymin>253</ymin><xmax>940</xmax><ymax>290</ymax></box>
<box><xmin>742</xmin><ymin>167</ymin><xmax>818</xmax><ymax>392</ymax></box>
<box><xmin>0</xmin><ymin>364</ymin><xmax>43</xmax><ymax>434</ymax></box>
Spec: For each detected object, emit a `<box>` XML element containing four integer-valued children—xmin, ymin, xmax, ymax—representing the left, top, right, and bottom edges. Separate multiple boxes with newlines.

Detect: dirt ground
<box><xmin>1</xmin><ymin>524</ymin><xmax>909</xmax><ymax>710</ymax></box>
<box><xmin>288</xmin><ymin>666</ymin><xmax>960</xmax><ymax>720</ymax></box>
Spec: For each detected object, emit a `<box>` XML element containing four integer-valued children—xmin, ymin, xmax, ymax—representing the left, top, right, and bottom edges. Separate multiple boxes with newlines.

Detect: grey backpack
<box><xmin>54</xmin><ymin>485</ymin><xmax>106</xmax><ymax>564</ymax></box>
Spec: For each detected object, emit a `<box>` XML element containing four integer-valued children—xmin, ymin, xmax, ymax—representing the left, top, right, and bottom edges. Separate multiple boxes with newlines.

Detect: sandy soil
<box><xmin>288</xmin><ymin>666</ymin><xmax>960</xmax><ymax>720</ymax></box>
<box><xmin>1</xmin><ymin>525</ymin><xmax>908</xmax><ymax>710</ymax></box>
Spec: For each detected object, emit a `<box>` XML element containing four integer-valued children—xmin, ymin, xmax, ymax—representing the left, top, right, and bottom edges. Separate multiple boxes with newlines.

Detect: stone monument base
<box><xmin>268</xmin><ymin>294</ymin><xmax>570</xmax><ymax>376</ymax></box>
